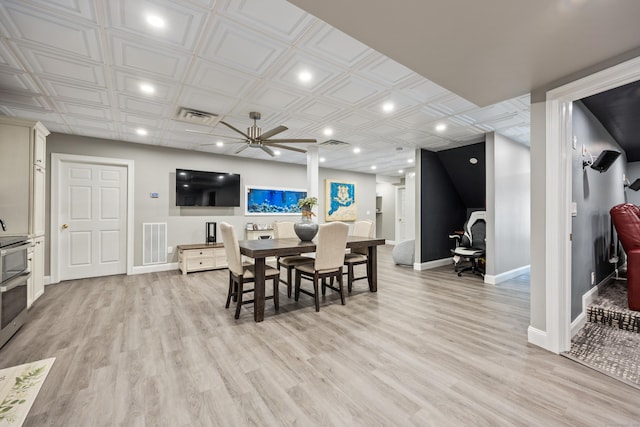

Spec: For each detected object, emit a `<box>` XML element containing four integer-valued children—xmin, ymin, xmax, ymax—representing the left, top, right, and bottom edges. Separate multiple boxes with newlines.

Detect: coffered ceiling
<box><xmin>0</xmin><ymin>0</ymin><xmax>531</xmax><ymax>176</ymax></box>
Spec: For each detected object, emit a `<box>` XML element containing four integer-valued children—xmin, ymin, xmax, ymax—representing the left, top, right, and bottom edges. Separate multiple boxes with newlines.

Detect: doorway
<box><xmin>395</xmin><ymin>186</ymin><xmax>407</xmax><ymax>242</ymax></box>
<box><xmin>51</xmin><ymin>154</ymin><xmax>134</xmax><ymax>283</ymax></box>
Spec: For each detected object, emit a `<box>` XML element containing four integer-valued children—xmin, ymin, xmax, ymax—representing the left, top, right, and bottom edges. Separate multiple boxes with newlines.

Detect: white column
<box><xmin>306</xmin><ymin>146</ymin><xmax>319</xmax><ymax>198</ymax></box>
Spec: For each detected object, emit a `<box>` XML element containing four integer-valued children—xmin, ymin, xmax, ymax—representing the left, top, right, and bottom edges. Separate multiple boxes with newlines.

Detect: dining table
<box><xmin>238</xmin><ymin>236</ymin><xmax>386</xmax><ymax>322</ymax></box>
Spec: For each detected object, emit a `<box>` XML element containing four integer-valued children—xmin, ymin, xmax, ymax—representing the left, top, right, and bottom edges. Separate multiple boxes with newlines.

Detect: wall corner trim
<box><xmin>527</xmin><ymin>326</ymin><xmax>550</xmax><ymax>351</ymax></box>
<box><xmin>414</xmin><ymin>258</ymin><xmax>451</xmax><ymax>271</ymax></box>
<box><xmin>131</xmin><ymin>262</ymin><xmax>179</xmax><ymax>275</ymax></box>
<box><xmin>44</xmin><ymin>276</ymin><xmax>52</xmax><ymax>286</ymax></box>
<box><xmin>484</xmin><ymin>265</ymin><xmax>531</xmax><ymax>285</ymax></box>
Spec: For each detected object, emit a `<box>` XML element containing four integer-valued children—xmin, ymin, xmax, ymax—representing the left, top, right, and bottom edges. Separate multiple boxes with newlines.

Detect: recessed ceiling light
<box><xmin>435</xmin><ymin>123</ymin><xmax>447</xmax><ymax>132</ymax></box>
<box><xmin>274</xmin><ymin>150</ymin><xmax>281</xmax><ymax>156</ymax></box>
<box><xmin>323</xmin><ymin>128</ymin><xmax>333</xmax><ymax>136</ymax></box>
<box><xmin>139</xmin><ymin>83</ymin><xmax>155</xmax><ymax>94</ymax></box>
<box><xmin>136</xmin><ymin>128</ymin><xmax>148</xmax><ymax>136</ymax></box>
<box><xmin>382</xmin><ymin>102</ymin><xmax>395</xmax><ymax>112</ymax></box>
<box><xmin>216</xmin><ymin>141</ymin><xmax>224</xmax><ymax>147</ymax></box>
<box><xmin>298</xmin><ymin>71</ymin><xmax>312</xmax><ymax>82</ymax></box>
<box><xmin>218</xmin><ymin>175</ymin><xmax>224</xmax><ymax>179</ymax></box>
<box><xmin>469</xmin><ymin>157</ymin><xmax>478</xmax><ymax>165</ymax></box>
<box><xmin>183</xmin><ymin>184</ymin><xmax>189</xmax><ymax>188</ymax></box>
<box><xmin>371</xmin><ymin>165</ymin><xmax>377</xmax><ymax>170</ymax></box>
<box><xmin>353</xmin><ymin>147</ymin><xmax>361</xmax><ymax>154</ymax></box>
<box><xmin>407</xmin><ymin>158</ymin><xmax>414</xmax><ymax>163</ymax></box>
<box><xmin>319</xmin><ymin>157</ymin><xmax>326</xmax><ymax>163</ymax></box>
<box><xmin>398</xmin><ymin>169</ymin><xmax>404</xmax><ymax>174</ymax></box>
<box><xmin>146</xmin><ymin>15</ymin><xmax>165</xmax><ymax>28</ymax></box>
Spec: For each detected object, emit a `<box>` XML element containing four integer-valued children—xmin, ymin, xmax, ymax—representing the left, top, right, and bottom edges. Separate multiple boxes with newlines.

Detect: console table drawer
<box><xmin>186</xmin><ymin>257</ymin><xmax>215</xmax><ymax>270</ymax></box>
<box><xmin>177</xmin><ymin>243</ymin><xmax>226</xmax><ymax>274</ymax></box>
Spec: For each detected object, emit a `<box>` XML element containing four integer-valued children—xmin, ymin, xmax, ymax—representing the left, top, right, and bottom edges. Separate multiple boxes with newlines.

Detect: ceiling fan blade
<box><xmin>265</xmin><ymin>143</ymin><xmax>307</xmax><ymax>154</ymax></box>
<box><xmin>259</xmin><ymin>145</ymin><xmax>275</xmax><ymax>157</ymax></box>
<box><xmin>259</xmin><ymin>125</ymin><xmax>288</xmax><ymax>140</ymax></box>
<box><xmin>235</xmin><ymin>145</ymin><xmax>249</xmax><ymax>154</ymax></box>
<box><xmin>220</xmin><ymin>120</ymin><xmax>251</xmax><ymax>140</ymax></box>
<box><xmin>263</xmin><ymin>138</ymin><xmax>317</xmax><ymax>143</ymax></box>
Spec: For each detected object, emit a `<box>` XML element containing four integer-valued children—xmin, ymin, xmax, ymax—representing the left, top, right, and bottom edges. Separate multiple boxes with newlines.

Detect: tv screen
<box><xmin>176</xmin><ymin>169</ymin><xmax>241</xmax><ymax>207</ymax></box>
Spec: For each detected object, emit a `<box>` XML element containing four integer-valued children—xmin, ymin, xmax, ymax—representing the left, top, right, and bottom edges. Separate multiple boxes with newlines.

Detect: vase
<box><xmin>294</xmin><ymin>215</ymin><xmax>319</xmax><ymax>241</ymax></box>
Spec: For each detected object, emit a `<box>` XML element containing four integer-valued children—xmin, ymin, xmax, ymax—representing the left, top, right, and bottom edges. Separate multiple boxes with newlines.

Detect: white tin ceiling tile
<box><xmin>117</xmin><ymin>94</ymin><xmax>172</xmax><ymax>117</ymax></box>
<box><xmin>178</xmin><ymin>85</ymin><xmax>239</xmax><ymax>114</ymax></box>
<box><xmin>1</xmin><ymin>2</ymin><xmax>102</xmax><ymax>61</ymax></box>
<box><xmin>110</xmin><ymin>35</ymin><xmax>191</xmax><ymax>79</ymax></box>
<box><xmin>222</xmin><ymin>0</ymin><xmax>315</xmax><ymax>44</ymax></box>
<box><xmin>364</xmin><ymin>122</ymin><xmax>406</xmax><ymax>136</ymax></box>
<box><xmin>106</xmin><ymin>0</ymin><xmax>208</xmax><ymax>51</ymax></box>
<box><xmin>65</xmin><ymin>116</ymin><xmax>118</xmax><ymax>132</ymax></box>
<box><xmin>458</xmin><ymin>103</ymin><xmax>514</xmax><ymax>124</ymax></box>
<box><xmin>0</xmin><ymin>106</ymin><xmax>65</xmax><ymax>124</ymax></box>
<box><xmin>294</xmin><ymin>99</ymin><xmax>344</xmax><ymax>121</ymax></box>
<box><xmin>429</xmin><ymin>93</ymin><xmax>477</xmax><ymax>116</ymax></box>
<box><xmin>201</xmin><ymin>19</ymin><xmax>288</xmax><ymax>75</ymax></box>
<box><xmin>399</xmin><ymin>78</ymin><xmax>451</xmax><ymax>104</ymax></box>
<box><xmin>358</xmin><ymin>57</ymin><xmax>415</xmax><ymax>87</ymax></box>
<box><xmin>15</xmin><ymin>45</ymin><xmax>107</xmax><ymax>86</ymax></box>
<box><xmin>272</xmin><ymin>52</ymin><xmax>344</xmax><ymax>92</ymax></box>
<box><xmin>250</xmin><ymin>85</ymin><xmax>306</xmax><ymax>111</ymax></box>
<box><xmin>119</xmin><ymin>112</ymin><xmax>164</xmax><ymax>129</ymax></box>
<box><xmin>56</xmin><ymin>101</ymin><xmax>113</xmax><ymax>120</ymax></box>
<box><xmin>273</xmin><ymin>115</ymin><xmax>316</xmax><ymax>133</ymax></box>
<box><xmin>114</xmin><ymin>70</ymin><xmax>180</xmax><ymax>103</ymax></box>
<box><xmin>18</xmin><ymin>0</ymin><xmax>97</xmax><ymax>22</ymax></box>
<box><xmin>39</xmin><ymin>78</ymin><xmax>110</xmax><ymax>105</ymax></box>
<box><xmin>0</xmin><ymin>89</ymin><xmax>51</xmax><ymax>111</ymax></box>
<box><xmin>0</xmin><ymin>69</ymin><xmax>40</xmax><ymax>93</ymax></box>
<box><xmin>186</xmin><ymin>60</ymin><xmax>258</xmax><ymax>98</ymax></box>
<box><xmin>394</xmin><ymin>130</ymin><xmax>432</xmax><ymax>143</ymax></box>
<box><xmin>395</xmin><ymin>106</ymin><xmax>445</xmax><ymax>127</ymax></box>
<box><xmin>322</xmin><ymin>76</ymin><xmax>384</xmax><ymax>106</ymax></box>
<box><xmin>304</xmin><ymin>25</ymin><xmax>372</xmax><ymax>68</ymax></box>
<box><xmin>0</xmin><ymin>39</ymin><xmax>23</xmax><ymax>70</ymax></box>
<box><xmin>45</xmin><ymin>123</ymin><xmax>73</xmax><ymax>133</ymax></box>
<box><xmin>334</xmin><ymin>112</ymin><xmax>377</xmax><ymax>128</ymax></box>
<box><xmin>72</xmin><ymin>128</ymin><xmax>118</xmax><ymax>140</ymax></box>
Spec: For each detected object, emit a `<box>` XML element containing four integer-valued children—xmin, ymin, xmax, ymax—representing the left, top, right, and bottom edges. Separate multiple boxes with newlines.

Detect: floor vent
<box><xmin>143</xmin><ymin>223</ymin><xmax>167</xmax><ymax>265</ymax></box>
<box><xmin>175</xmin><ymin>107</ymin><xmax>218</xmax><ymax>126</ymax></box>
<box><xmin>320</xmin><ymin>139</ymin><xmax>350</xmax><ymax>146</ymax></box>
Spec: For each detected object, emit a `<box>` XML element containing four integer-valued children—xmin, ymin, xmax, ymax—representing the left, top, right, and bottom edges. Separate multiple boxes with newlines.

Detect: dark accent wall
<box><xmin>420</xmin><ymin>143</ymin><xmax>487</xmax><ymax>263</ymax></box>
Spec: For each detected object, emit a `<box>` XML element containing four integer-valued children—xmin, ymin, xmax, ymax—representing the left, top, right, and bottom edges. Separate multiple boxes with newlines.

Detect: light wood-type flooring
<box><xmin>2</xmin><ymin>245</ymin><xmax>639</xmax><ymax>426</ymax></box>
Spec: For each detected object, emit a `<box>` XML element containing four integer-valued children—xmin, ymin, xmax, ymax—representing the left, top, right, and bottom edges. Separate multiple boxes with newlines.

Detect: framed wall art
<box><xmin>325</xmin><ymin>179</ymin><xmax>357</xmax><ymax>221</ymax></box>
<box><xmin>245</xmin><ymin>185</ymin><xmax>307</xmax><ymax>215</ymax></box>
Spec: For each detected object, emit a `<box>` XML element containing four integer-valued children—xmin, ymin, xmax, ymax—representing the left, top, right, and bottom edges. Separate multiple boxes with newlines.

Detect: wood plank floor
<box><xmin>2</xmin><ymin>245</ymin><xmax>639</xmax><ymax>426</ymax></box>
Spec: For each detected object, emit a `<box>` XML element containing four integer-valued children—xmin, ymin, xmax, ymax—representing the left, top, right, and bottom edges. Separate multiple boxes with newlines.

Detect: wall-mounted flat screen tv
<box><xmin>176</xmin><ymin>169</ymin><xmax>241</xmax><ymax>207</ymax></box>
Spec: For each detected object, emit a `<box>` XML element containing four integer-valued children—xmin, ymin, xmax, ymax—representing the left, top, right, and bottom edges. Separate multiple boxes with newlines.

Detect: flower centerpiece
<box><xmin>294</xmin><ymin>196</ymin><xmax>319</xmax><ymax>241</ymax></box>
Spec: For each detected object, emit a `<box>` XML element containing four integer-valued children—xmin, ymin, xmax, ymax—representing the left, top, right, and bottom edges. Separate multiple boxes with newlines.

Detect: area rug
<box><xmin>586</xmin><ymin>280</ymin><xmax>640</xmax><ymax>333</ymax></box>
<box><xmin>563</xmin><ymin>323</ymin><xmax>640</xmax><ymax>390</ymax></box>
<box><xmin>0</xmin><ymin>358</ymin><xmax>55</xmax><ymax>426</ymax></box>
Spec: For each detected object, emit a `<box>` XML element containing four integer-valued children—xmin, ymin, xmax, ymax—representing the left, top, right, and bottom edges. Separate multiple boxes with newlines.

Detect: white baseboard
<box><xmin>527</xmin><ymin>326</ymin><xmax>548</xmax><ymax>350</ymax></box>
<box><xmin>570</xmin><ymin>270</ymin><xmax>616</xmax><ymax>337</ymax></box>
<box><xmin>44</xmin><ymin>276</ymin><xmax>52</xmax><ymax>285</ymax></box>
<box><xmin>484</xmin><ymin>265</ymin><xmax>531</xmax><ymax>285</ymax></box>
<box><xmin>414</xmin><ymin>258</ymin><xmax>451</xmax><ymax>271</ymax></box>
<box><xmin>131</xmin><ymin>262</ymin><xmax>179</xmax><ymax>275</ymax></box>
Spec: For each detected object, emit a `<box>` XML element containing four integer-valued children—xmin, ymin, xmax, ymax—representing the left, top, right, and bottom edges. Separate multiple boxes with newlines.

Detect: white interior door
<box><xmin>396</xmin><ymin>186</ymin><xmax>407</xmax><ymax>242</ymax></box>
<box><xmin>58</xmin><ymin>161</ymin><xmax>127</xmax><ymax>280</ymax></box>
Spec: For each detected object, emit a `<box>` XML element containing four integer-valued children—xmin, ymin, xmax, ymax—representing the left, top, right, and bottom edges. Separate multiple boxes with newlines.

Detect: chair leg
<box><xmin>347</xmin><ymin>263</ymin><xmax>355</xmax><ymax>293</ymax></box>
<box><xmin>273</xmin><ymin>277</ymin><xmax>279</xmax><ymax>311</ymax></box>
<box><xmin>294</xmin><ymin>270</ymin><xmax>301</xmax><ymax>301</ymax></box>
<box><xmin>322</xmin><ymin>277</ymin><xmax>327</xmax><ymax>295</ymax></box>
<box><xmin>338</xmin><ymin>269</ymin><xmax>345</xmax><ymax>305</ymax></box>
<box><xmin>225</xmin><ymin>273</ymin><xmax>233</xmax><ymax>308</ymax></box>
<box><xmin>234</xmin><ymin>280</ymin><xmax>244</xmax><ymax>319</ymax></box>
<box><xmin>286</xmin><ymin>266</ymin><xmax>293</xmax><ymax>298</ymax></box>
<box><xmin>313</xmin><ymin>273</ymin><xmax>320</xmax><ymax>312</ymax></box>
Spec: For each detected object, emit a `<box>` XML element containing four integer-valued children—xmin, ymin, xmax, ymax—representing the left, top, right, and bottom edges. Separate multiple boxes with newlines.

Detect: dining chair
<box><xmin>220</xmin><ymin>222</ymin><xmax>280</xmax><ymax>319</ymax></box>
<box><xmin>344</xmin><ymin>219</ymin><xmax>374</xmax><ymax>292</ymax></box>
<box><xmin>294</xmin><ymin>222</ymin><xmax>349</xmax><ymax>311</ymax></box>
<box><xmin>273</xmin><ymin>221</ymin><xmax>314</xmax><ymax>297</ymax></box>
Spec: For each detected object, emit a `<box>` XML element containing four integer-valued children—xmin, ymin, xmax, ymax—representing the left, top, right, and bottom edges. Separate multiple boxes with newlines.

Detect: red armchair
<box><xmin>610</xmin><ymin>203</ymin><xmax>640</xmax><ymax>311</ymax></box>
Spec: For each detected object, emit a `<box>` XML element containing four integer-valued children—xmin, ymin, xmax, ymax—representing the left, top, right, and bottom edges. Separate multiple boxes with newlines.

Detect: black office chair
<box><xmin>449</xmin><ymin>211</ymin><xmax>486</xmax><ymax>277</ymax></box>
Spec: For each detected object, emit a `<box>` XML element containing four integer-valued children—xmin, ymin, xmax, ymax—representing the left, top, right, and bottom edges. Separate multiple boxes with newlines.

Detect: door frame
<box><xmin>543</xmin><ymin>55</ymin><xmax>640</xmax><ymax>353</ymax></box>
<box><xmin>50</xmin><ymin>153</ymin><xmax>134</xmax><ymax>284</ymax></box>
<box><xmin>395</xmin><ymin>185</ymin><xmax>406</xmax><ymax>243</ymax></box>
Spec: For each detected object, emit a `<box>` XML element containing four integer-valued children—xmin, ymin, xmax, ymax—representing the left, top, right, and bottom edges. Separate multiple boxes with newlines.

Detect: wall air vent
<box><xmin>320</xmin><ymin>139</ymin><xmax>350</xmax><ymax>146</ymax></box>
<box><xmin>175</xmin><ymin>107</ymin><xmax>218</xmax><ymax>126</ymax></box>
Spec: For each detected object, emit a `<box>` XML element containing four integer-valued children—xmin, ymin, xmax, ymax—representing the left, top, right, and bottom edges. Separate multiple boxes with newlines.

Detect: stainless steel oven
<box><xmin>0</xmin><ymin>236</ymin><xmax>30</xmax><ymax>349</ymax></box>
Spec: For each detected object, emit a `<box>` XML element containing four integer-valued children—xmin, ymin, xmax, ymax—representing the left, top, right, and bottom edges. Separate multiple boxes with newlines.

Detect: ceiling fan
<box><xmin>187</xmin><ymin>112</ymin><xmax>317</xmax><ymax>157</ymax></box>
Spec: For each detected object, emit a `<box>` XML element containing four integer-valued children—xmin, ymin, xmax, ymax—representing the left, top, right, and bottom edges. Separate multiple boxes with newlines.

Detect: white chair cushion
<box><xmin>242</xmin><ymin>264</ymin><xmax>280</xmax><ymax>279</ymax></box>
<box><xmin>453</xmin><ymin>247</ymin><xmax>484</xmax><ymax>257</ymax></box>
<box><xmin>296</xmin><ymin>263</ymin><xmax>340</xmax><ymax>275</ymax></box>
<box><xmin>344</xmin><ymin>253</ymin><xmax>367</xmax><ymax>264</ymax></box>
<box><xmin>280</xmin><ymin>255</ymin><xmax>314</xmax><ymax>267</ymax></box>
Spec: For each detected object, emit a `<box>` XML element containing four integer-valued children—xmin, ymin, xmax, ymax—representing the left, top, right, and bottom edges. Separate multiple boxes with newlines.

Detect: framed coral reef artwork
<box><xmin>325</xmin><ymin>179</ymin><xmax>357</xmax><ymax>221</ymax></box>
<box><xmin>245</xmin><ymin>185</ymin><xmax>307</xmax><ymax>215</ymax></box>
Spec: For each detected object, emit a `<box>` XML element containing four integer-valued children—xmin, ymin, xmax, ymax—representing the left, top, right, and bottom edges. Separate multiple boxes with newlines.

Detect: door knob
<box><xmin>62</xmin><ymin>224</ymin><xmax>69</xmax><ymax>229</ymax></box>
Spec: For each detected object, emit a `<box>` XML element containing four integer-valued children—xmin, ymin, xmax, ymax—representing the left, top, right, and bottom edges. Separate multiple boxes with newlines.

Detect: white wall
<box><xmin>46</xmin><ymin>133</ymin><xmax>376</xmax><ymax>272</ymax></box>
<box><xmin>485</xmin><ymin>132</ymin><xmax>531</xmax><ymax>280</ymax></box>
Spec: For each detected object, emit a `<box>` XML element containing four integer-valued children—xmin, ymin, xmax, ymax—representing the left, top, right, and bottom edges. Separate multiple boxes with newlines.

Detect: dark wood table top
<box><xmin>238</xmin><ymin>236</ymin><xmax>385</xmax><ymax>258</ymax></box>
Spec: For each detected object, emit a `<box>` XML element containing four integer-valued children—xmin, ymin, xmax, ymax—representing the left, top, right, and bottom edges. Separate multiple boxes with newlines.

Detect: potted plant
<box><xmin>295</xmin><ymin>196</ymin><xmax>319</xmax><ymax>241</ymax></box>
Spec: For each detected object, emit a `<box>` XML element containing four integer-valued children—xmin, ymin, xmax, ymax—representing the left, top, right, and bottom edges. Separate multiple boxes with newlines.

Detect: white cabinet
<box><xmin>178</xmin><ymin>243</ymin><xmax>228</xmax><ymax>274</ymax></box>
<box><xmin>27</xmin><ymin>236</ymin><xmax>45</xmax><ymax>307</ymax></box>
<box><xmin>0</xmin><ymin>117</ymin><xmax>49</xmax><ymax>237</ymax></box>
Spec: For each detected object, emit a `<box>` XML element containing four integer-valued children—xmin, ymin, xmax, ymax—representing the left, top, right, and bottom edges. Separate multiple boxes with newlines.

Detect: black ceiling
<box><xmin>582</xmin><ymin>79</ymin><xmax>640</xmax><ymax>162</ymax></box>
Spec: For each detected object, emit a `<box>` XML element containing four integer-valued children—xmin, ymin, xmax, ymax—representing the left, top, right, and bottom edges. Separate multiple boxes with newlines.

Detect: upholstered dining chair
<box><xmin>344</xmin><ymin>219</ymin><xmax>374</xmax><ymax>292</ymax></box>
<box><xmin>273</xmin><ymin>221</ymin><xmax>314</xmax><ymax>298</ymax></box>
<box><xmin>294</xmin><ymin>222</ymin><xmax>349</xmax><ymax>311</ymax></box>
<box><xmin>220</xmin><ymin>222</ymin><xmax>280</xmax><ymax>319</ymax></box>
